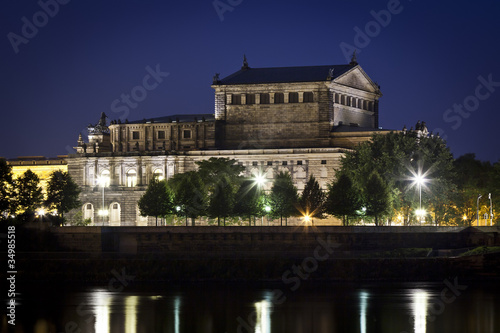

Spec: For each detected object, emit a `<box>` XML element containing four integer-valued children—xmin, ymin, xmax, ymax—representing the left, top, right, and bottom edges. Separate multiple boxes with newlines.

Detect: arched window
<box><xmin>127</xmin><ymin>170</ymin><xmax>137</xmax><ymax>187</ymax></box>
<box><xmin>153</xmin><ymin>169</ymin><xmax>164</xmax><ymax>181</ymax></box>
<box><xmin>83</xmin><ymin>203</ymin><xmax>94</xmax><ymax>224</ymax></box>
<box><xmin>109</xmin><ymin>202</ymin><xmax>121</xmax><ymax>226</ymax></box>
<box><xmin>99</xmin><ymin>170</ymin><xmax>110</xmax><ymax>187</ymax></box>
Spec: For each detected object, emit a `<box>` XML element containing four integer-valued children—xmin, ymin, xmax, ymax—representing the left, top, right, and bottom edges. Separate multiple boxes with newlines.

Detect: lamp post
<box><xmin>413</xmin><ymin>173</ymin><xmax>426</xmax><ymax>225</ymax></box>
<box><xmin>477</xmin><ymin>194</ymin><xmax>482</xmax><ymax>226</ymax></box>
<box><xmin>489</xmin><ymin>193</ymin><xmax>493</xmax><ymax>226</ymax></box>
<box><xmin>98</xmin><ymin>177</ymin><xmax>109</xmax><ymax>225</ymax></box>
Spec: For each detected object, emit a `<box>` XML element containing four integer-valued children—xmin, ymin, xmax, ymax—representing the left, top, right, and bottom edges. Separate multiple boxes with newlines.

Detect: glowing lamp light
<box><xmin>176</xmin><ymin>206</ymin><xmax>181</xmax><ymax>212</ymax></box>
<box><xmin>462</xmin><ymin>215</ymin><xmax>467</xmax><ymax>221</ymax></box>
<box><xmin>303</xmin><ymin>215</ymin><xmax>311</xmax><ymax>222</ymax></box>
<box><xmin>254</xmin><ymin>174</ymin><xmax>266</xmax><ymax>187</ymax></box>
<box><xmin>98</xmin><ymin>209</ymin><xmax>109</xmax><ymax>216</ymax></box>
<box><xmin>415</xmin><ymin>209</ymin><xmax>426</xmax><ymax>217</ymax></box>
<box><xmin>37</xmin><ymin>208</ymin><xmax>45</xmax><ymax>216</ymax></box>
<box><xmin>264</xmin><ymin>205</ymin><xmax>271</xmax><ymax>213</ymax></box>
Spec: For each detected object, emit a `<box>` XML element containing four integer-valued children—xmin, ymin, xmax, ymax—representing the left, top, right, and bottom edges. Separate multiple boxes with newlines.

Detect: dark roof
<box><xmin>127</xmin><ymin>114</ymin><xmax>215</xmax><ymax>124</ymax></box>
<box><xmin>218</xmin><ymin>64</ymin><xmax>355</xmax><ymax>85</ymax></box>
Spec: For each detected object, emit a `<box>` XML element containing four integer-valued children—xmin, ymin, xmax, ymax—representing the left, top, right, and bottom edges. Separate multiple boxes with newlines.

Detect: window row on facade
<box><xmin>230</xmin><ymin>92</ymin><xmax>314</xmax><ymax>105</ymax></box>
<box><xmin>334</xmin><ymin>93</ymin><xmax>374</xmax><ymax>112</ymax></box>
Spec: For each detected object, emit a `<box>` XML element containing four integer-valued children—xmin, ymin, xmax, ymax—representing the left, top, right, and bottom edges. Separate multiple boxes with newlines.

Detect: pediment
<box><xmin>332</xmin><ymin>66</ymin><xmax>380</xmax><ymax>94</ymax></box>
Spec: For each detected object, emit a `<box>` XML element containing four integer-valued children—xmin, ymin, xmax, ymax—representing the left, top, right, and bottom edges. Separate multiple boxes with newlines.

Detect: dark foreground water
<box><xmin>4</xmin><ymin>281</ymin><xmax>500</xmax><ymax>333</ymax></box>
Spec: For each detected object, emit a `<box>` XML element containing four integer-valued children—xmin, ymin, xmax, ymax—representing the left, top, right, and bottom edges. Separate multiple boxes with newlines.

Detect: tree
<box><xmin>207</xmin><ymin>175</ymin><xmax>237</xmax><ymax>226</ymax></box>
<box><xmin>325</xmin><ymin>173</ymin><xmax>361</xmax><ymax>226</ymax></box>
<box><xmin>197</xmin><ymin>157</ymin><xmax>244</xmax><ymax>226</ymax></box>
<box><xmin>364</xmin><ymin>171</ymin><xmax>392</xmax><ymax>226</ymax></box>
<box><xmin>45</xmin><ymin>171</ymin><xmax>81</xmax><ymax>220</ymax></box>
<box><xmin>234</xmin><ymin>179</ymin><xmax>265</xmax><ymax>225</ymax></box>
<box><xmin>14</xmin><ymin>170</ymin><xmax>43</xmax><ymax>217</ymax></box>
<box><xmin>340</xmin><ymin>131</ymin><xmax>456</xmax><ymax>225</ymax></box>
<box><xmin>299</xmin><ymin>175</ymin><xmax>325</xmax><ymax>222</ymax></box>
<box><xmin>269</xmin><ymin>171</ymin><xmax>298</xmax><ymax>226</ymax></box>
<box><xmin>138</xmin><ymin>177</ymin><xmax>173</xmax><ymax>226</ymax></box>
<box><xmin>0</xmin><ymin>159</ymin><xmax>14</xmax><ymax>218</ymax></box>
<box><xmin>169</xmin><ymin>171</ymin><xmax>206</xmax><ymax>226</ymax></box>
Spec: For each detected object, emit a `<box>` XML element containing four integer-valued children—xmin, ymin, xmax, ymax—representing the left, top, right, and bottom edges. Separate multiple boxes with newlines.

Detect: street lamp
<box><xmin>37</xmin><ymin>208</ymin><xmax>45</xmax><ymax>223</ymax></box>
<box><xmin>489</xmin><ymin>193</ymin><xmax>493</xmax><ymax>226</ymax></box>
<box><xmin>412</xmin><ymin>173</ymin><xmax>427</xmax><ymax>225</ymax></box>
<box><xmin>254</xmin><ymin>173</ymin><xmax>266</xmax><ymax>188</ymax></box>
<box><xmin>264</xmin><ymin>205</ymin><xmax>271</xmax><ymax>226</ymax></box>
<box><xmin>477</xmin><ymin>194</ymin><xmax>482</xmax><ymax>226</ymax></box>
<box><xmin>97</xmin><ymin>176</ymin><xmax>109</xmax><ymax>224</ymax></box>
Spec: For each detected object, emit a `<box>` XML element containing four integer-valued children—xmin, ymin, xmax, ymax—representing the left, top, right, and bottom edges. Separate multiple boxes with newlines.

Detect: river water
<box><xmin>5</xmin><ymin>281</ymin><xmax>499</xmax><ymax>333</ymax></box>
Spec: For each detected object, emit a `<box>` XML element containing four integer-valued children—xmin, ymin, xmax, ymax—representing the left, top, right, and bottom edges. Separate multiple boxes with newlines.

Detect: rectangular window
<box><xmin>246</xmin><ymin>94</ymin><xmax>255</xmax><ymax>105</ymax></box>
<box><xmin>321</xmin><ymin>160</ymin><xmax>327</xmax><ymax>165</ymax></box>
<box><xmin>113</xmin><ymin>203</ymin><xmax>118</xmax><ymax>209</ymax></box>
<box><xmin>297</xmin><ymin>160</ymin><xmax>303</xmax><ymax>165</ymax></box>
<box><xmin>282</xmin><ymin>161</ymin><xmax>288</xmax><ymax>166</ymax></box>
<box><xmin>303</xmin><ymin>92</ymin><xmax>314</xmax><ymax>103</ymax></box>
<box><xmin>260</xmin><ymin>93</ymin><xmax>270</xmax><ymax>104</ymax></box>
<box><xmin>183</xmin><ymin>130</ymin><xmax>191</xmax><ymax>139</ymax></box>
<box><xmin>274</xmin><ymin>93</ymin><xmax>284</xmax><ymax>104</ymax></box>
<box><xmin>252</xmin><ymin>161</ymin><xmax>258</xmax><ymax>166</ymax></box>
<box><xmin>87</xmin><ymin>204</ymin><xmax>92</xmax><ymax>210</ymax></box>
<box><xmin>132</xmin><ymin>131</ymin><xmax>139</xmax><ymax>140</ymax></box>
<box><xmin>157</xmin><ymin>131</ymin><xmax>165</xmax><ymax>139</ymax></box>
<box><xmin>289</xmin><ymin>92</ymin><xmax>299</xmax><ymax>103</ymax></box>
<box><xmin>232</xmin><ymin>94</ymin><xmax>241</xmax><ymax>105</ymax></box>
<box><xmin>267</xmin><ymin>161</ymin><xmax>273</xmax><ymax>166</ymax></box>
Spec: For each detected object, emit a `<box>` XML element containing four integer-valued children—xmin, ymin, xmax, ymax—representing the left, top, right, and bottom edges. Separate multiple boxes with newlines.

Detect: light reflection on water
<box><xmin>6</xmin><ymin>283</ymin><xmax>500</xmax><ymax>333</ymax></box>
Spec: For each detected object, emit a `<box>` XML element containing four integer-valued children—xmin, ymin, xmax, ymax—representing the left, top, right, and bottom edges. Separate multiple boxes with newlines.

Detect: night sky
<box><xmin>2</xmin><ymin>0</ymin><xmax>499</xmax><ymax>162</ymax></box>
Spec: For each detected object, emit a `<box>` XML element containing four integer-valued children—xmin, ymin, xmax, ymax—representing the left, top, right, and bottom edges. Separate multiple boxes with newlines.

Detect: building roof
<box><xmin>124</xmin><ymin>114</ymin><xmax>215</xmax><ymax>124</ymax></box>
<box><xmin>217</xmin><ymin>64</ymin><xmax>356</xmax><ymax>85</ymax></box>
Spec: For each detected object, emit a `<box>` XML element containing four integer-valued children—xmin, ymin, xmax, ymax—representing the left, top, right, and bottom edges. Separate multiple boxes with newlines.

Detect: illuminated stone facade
<box><xmin>8</xmin><ymin>156</ymin><xmax>67</xmax><ymax>194</ymax></box>
<box><xmin>68</xmin><ymin>58</ymin><xmax>386</xmax><ymax>226</ymax></box>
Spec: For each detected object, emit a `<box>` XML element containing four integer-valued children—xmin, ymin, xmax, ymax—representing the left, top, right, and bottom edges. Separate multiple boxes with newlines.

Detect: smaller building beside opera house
<box><xmin>10</xmin><ymin>56</ymin><xmax>392</xmax><ymax>226</ymax></box>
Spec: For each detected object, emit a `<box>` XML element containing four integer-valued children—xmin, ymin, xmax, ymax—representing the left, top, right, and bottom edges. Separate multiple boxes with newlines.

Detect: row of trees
<box><xmin>0</xmin><ymin>159</ymin><xmax>81</xmax><ymax>223</ymax></box>
<box><xmin>138</xmin><ymin>157</ymin><xmax>330</xmax><ymax>226</ymax></box>
<box><xmin>328</xmin><ymin>131</ymin><xmax>499</xmax><ymax>226</ymax></box>
<box><xmin>139</xmin><ymin>132</ymin><xmax>499</xmax><ymax>227</ymax></box>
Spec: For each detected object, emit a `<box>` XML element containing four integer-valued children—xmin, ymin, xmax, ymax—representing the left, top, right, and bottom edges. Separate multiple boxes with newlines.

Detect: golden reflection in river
<box><xmin>359</xmin><ymin>291</ymin><xmax>369</xmax><ymax>333</ymax></box>
<box><xmin>93</xmin><ymin>290</ymin><xmax>110</xmax><ymax>333</ymax></box>
<box><xmin>124</xmin><ymin>296</ymin><xmax>138</xmax><ymax>333</ymax></box>
<box><xmin>254</xmin><ymin>293</ymin><xmax>273</xmax><ymax>333</ymax></box>
<box><xmin>412</xmin><ymin>290</ymin><xmax>428</xmax><ymax>333</ymax></box>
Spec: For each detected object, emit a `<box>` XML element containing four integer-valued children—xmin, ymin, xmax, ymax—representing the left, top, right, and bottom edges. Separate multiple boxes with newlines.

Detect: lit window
<box><xmin>127</xmin><ymin>170</ymin><xmax>137</xmax><ymax>187</ymax></box>
<box><xmin>153</xmin><ymin>169</ymin><xmax>164</xmax><ymax>181</ymax></box>
<box><xmin>100</xmin><ymin>170</ymin><xmax>110</xmax><ymax>187</ymax></box>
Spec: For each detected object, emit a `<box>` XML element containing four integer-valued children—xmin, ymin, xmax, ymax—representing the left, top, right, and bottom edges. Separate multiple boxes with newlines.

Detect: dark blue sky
<box><xmin>1</xmin><ymin>0</ymin><xmax>499</xmax><ymax>162</ymax></box>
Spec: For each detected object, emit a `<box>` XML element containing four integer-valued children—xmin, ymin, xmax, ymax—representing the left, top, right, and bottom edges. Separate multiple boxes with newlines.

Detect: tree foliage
<box><xmin>14</xmin><ymin>170</ymin><xmax>43</xmax><ymax>216</ymax></box>
<box><xmin>234</xmin><ymin>179</ymin><xmax>265</xmax><ymax>225</ymax></box>
<box><xmin>364</xmin><ymin>171</ymin><xmax>392</xmax><ymax>226</ymax></box>
<box><xmin>299</xmin><ymin>175</ymin><xmax>325</xmax><ymax>219</ymax></box>
<box><xmin>325</xmin><ymin>173</ymin><xmax>361</xmax><ymax>226</ymax></box>
<box><xmin>0</xmin><ymin>159</ymin><xmax>14</xmax><ymax>218</ymax></box>
<box><xmin>169</xmin><ymin>171</ymin><xmax>206</xmax><ymax>226</ymax></box>
<box><xmin>269</xmin><ymin>171</ymin><xmax>298</xmax><ymax>226</ymax></box>
<box><xmin>138</xmin><ymin>177</ymin><xmax>173</xmax><ymax>225</ymax></box>
<box><xmin>45</xmin><ymin>170</ymin><xmax>81</xmax><ymax>218</ymax></box>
